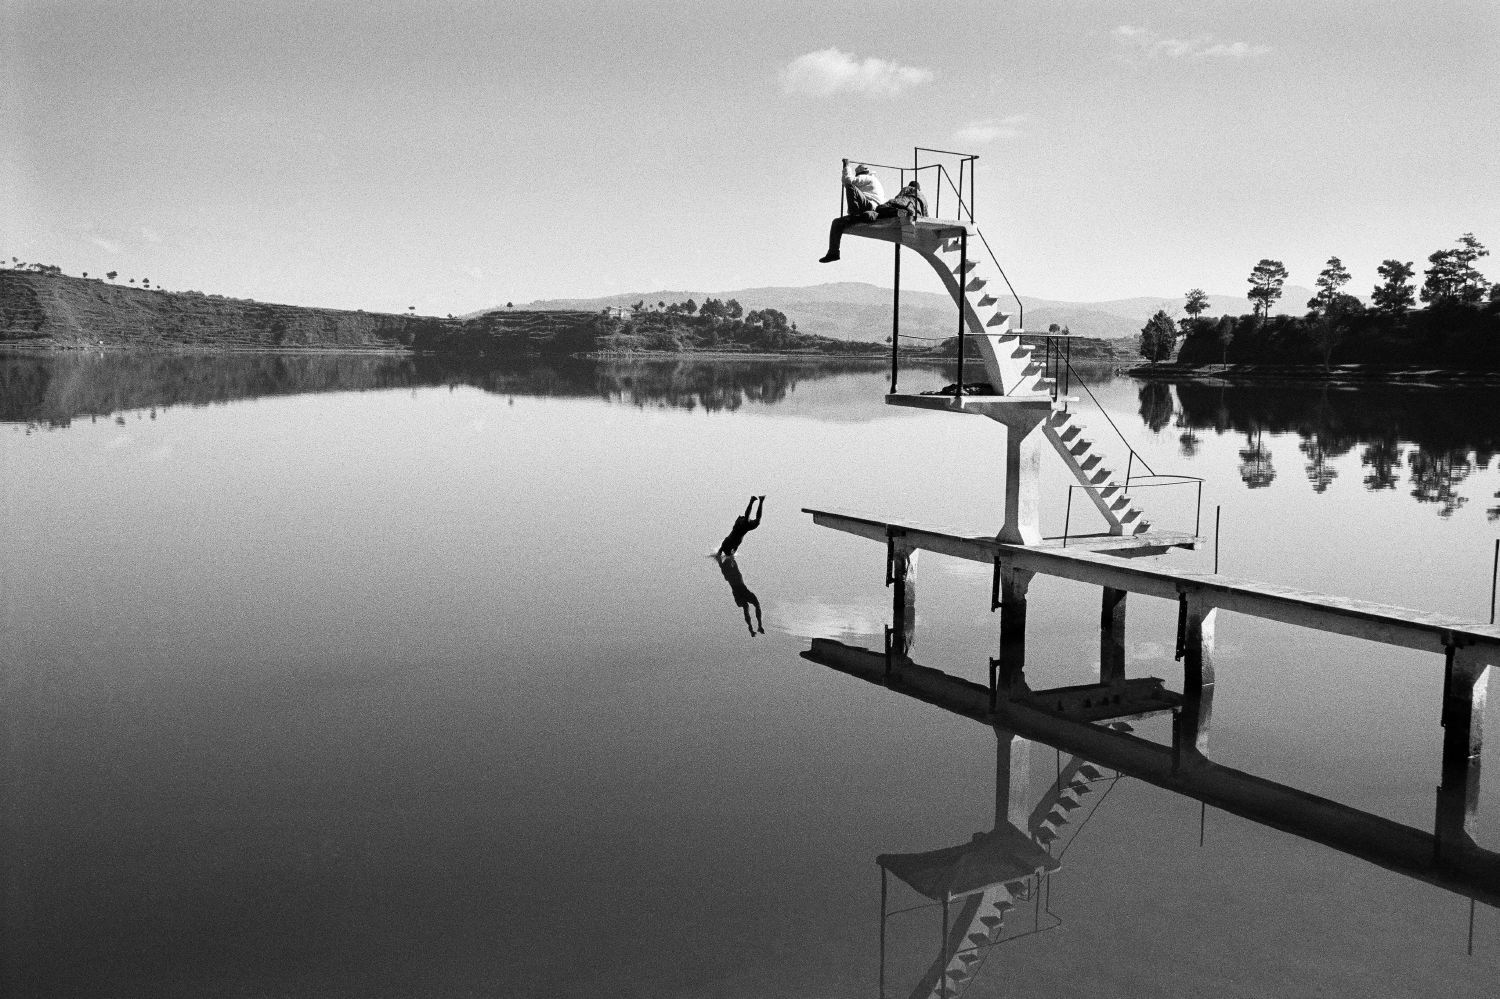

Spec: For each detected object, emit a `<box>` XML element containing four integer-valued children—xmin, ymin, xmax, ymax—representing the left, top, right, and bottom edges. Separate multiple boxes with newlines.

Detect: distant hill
<box><xmin>488</xmin><ymin>283</ymin><xmax>1319</xmax><ymax>344</ymax></box>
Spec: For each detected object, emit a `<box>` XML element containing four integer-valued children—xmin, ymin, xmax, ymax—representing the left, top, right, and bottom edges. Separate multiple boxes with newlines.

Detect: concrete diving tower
<box><xmin>846</xmin><ymin>216</ymin><xmax>1183</xmax><ymax>552</ymax></box>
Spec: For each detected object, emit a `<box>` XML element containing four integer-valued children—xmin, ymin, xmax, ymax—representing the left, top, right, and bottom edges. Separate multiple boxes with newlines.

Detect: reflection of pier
<box><xmin>803</xmin><ymin>508</ymin><xmax>1500</xmax><ymax>908</ymax></box>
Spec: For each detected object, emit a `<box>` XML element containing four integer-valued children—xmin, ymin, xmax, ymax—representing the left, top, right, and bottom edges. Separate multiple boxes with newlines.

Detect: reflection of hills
<box><xmin>0</xmin><ymin>352</ymin><xmax>889</xmax><ymax>428</ymax></box>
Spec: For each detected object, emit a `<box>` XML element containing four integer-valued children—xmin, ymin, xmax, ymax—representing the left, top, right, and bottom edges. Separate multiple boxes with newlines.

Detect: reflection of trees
<box><xmin>1</xmin><ymin>352</ymin><xmax>890</xmax><ymax>427</ymax></box>
<box><xmin>1407</xmin><ymin>447</ymin><xmax>1472</xmax><ymax>518</ymax></box>
<box><xmin>1178</xmin><ymin>430</ymin><xmax>1200</xmax><ymax>457</ymax></box>
<box><xmin>1360</xmin><ymin>437</ymin><xmax>1404</xmax><ymax>491</ymax></box>
<box><xmin>1299</xmin><ymin>435</ymin><xmax>1339</xmax><ymax>493</ymax></box>
<box><xmin>1238</xmin><ymin>432</ymin><xmax>1276</xmax><ymax>489</ymax></box>
<box><xmin>1166</xmin><ymin>377</ymin><xmax>1500</xmax><ymax>511</ymax></box>
<box><xmin>1137</xmin><ymin>381</ymin><xmax>1174</xmax><ymax>433</ymax></box>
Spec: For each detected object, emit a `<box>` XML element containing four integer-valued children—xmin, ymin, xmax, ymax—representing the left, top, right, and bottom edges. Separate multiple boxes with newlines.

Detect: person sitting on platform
<box><xmin>820</xmin><ymin>174</ymin><xmax>928</xmax><ymax>263</ymax></box>
<box><xmin>819</xmin><ymin>161</ymin><xmax>885</xmax><ymax>263</ymax></box>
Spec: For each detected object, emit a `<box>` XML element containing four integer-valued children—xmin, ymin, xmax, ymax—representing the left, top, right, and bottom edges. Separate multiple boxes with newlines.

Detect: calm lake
<box><xmin>3</xmin><ymin>351</ymin><xmax>1499</xmax><ymax>997</ymax></box>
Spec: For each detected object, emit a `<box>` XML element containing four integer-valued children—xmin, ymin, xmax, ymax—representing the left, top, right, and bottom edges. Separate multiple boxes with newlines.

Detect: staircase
<box><xmin>1042</xmin><ymin>410</ymin><xmax>1153</xmax><ymax>536</ymax></box>
<box><xmin>925</xmin><ymin>232</ymin><xmax>1052</xmax><ymax>399</ymax></box>
<box><xmin>875</xmin><ymin>222</ymin><xmax>1155</xmax><ymax>538</ymax></box>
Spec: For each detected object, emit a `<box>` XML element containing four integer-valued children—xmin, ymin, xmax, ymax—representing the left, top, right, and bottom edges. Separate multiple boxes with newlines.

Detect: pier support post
<box><xmin>995</xmin><ymin>564</ymin><xmax>1034</xmax><ymax>696</ymax></box>
<box><xmin>1100</xmin><ymin>587</ymin><xmax>1128</xmax><ymax>685</ymax></box>
<box><xmin>1174</xmin><ymin>592</ymin><xmax>1217</xmax><ymax>768</ymax></box>
<box><xmin>994</xmin><ymin>727</ymin><xmax>1033</xmax><ymax>831</ymax></box>
<box><xmin>888</xmin><ymin>530</ymin><xmax>919</xmax><ymax>661</ymax></box>
<box><xmin>998</xmin><ymin>422</ymin><xmax>1045</xmax><ymax>546</ymax></box>
<box><xmin>1436</xmin><ymin>646</ymin><xmax>1491</xmax><ymax>860</ymax></box>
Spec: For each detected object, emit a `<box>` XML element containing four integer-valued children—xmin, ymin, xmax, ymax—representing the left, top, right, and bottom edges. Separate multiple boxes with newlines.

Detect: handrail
<box><xmin>1064</xmin><ymin>359</ymin><xmax>1156</xmax><ymax>477</ymax></box>
<box><xmin>971</xmin><ymin>227</ymin><xmax>1023</xmax><ymax>332</ymax></box>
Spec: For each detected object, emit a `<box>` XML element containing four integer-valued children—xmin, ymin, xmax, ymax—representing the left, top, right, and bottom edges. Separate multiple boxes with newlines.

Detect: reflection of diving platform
<box><xmin>877</xmin><ymin>726</ymin><xmax>1123</xmax><ymax>999</ymax></box>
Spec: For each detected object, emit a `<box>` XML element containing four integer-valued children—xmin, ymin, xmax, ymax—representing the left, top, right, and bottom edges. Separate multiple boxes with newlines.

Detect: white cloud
<box><xmin>953</xmin><ymin>114</ymin><xmax>1028</xmax><ymax>145</ymax></box>
<box><xmin>139</xmin><ymin>226</ymin><xmax>163</xmax><ymax>244</ymax></box>
<box><xmin>780</xmin><ymin>48</ymin><xmax>935</xmax><ymax>98</ymax></box>
<box><xmin>89</xmin><ymin>235</ymin><xmax>122</xmax><ymax>254</ymax></box>
<box><xmin>1112</xmin><ymin>25</ymin><xmax>1271</xmax><ymax>62</ymax></box>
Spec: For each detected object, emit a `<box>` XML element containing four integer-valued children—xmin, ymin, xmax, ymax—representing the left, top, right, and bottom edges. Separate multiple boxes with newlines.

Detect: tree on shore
<box><xmin>1213</xmin><ymin>315</ymin><xmax>1235</xmax><ymax>366</ymax></box>
<box><xmin>1307</xmin><ymin>256</ymin><xmax>1351</xmax><ymax>313</ymax></box>
<box><xmin>1137</xmin><ymin>309</ymin><xmax>1177</xmax><ymax>364</ymax></box>
<box><xmin>1247</xmin><ymin>259</ymin><xmax>1288</xmax><ymax>318</ymax></box>
<box><xmin>1184</xmin><ymin>288</ymin><xmax>1209</xmax><ymax>321</ymax></box>
<box><xmin>1371</xmin><ymin>259</ymin><xmax>1415</xmax><ymax>314</ymax></box>
<box><xmin>106</xmin><ymin>271</ymin><xmax>117</xmax><ymax>281</ymax></box>
<box><xmin>1422</xmin><ymin>233</ymin><xmax>1490</xmax><ymax>305</ymax></box>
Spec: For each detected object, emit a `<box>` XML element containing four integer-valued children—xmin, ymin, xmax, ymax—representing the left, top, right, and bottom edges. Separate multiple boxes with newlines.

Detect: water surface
<box><xmin>3</xmin><ymin>352</ymin><xmax>1498</xmax><ymax>997</ymax></box>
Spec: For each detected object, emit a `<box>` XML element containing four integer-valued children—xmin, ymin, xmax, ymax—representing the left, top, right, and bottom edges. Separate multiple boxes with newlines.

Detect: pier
<box><xmin>802</xmin><ymin>506</ymin><xmax>1500</xmax><ymax>907</ymax></box>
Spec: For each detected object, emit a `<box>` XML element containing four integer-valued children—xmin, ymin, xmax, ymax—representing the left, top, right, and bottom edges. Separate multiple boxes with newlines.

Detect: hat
<box><xmin>855</xmin><ymin>164</ymin><xmax>870</xmax><ymax>175</ymax></box>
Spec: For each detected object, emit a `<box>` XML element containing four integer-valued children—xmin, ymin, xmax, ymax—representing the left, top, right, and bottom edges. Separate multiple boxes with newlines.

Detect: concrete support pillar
<box><xmin>888</xmin><ymin>533</ymin><xmax>919</xmax><ymax>661</ymax></box>
<box><xmin>1100</xmin><ymin>587</ymin><xmax>1128</xmax><ymax>685</ymax></box>
<box><xmin>1436</xmin><ymin>647</ymin><xmax>1491</xmax><ymax>860</ymax></box>
<box><xmin>996</xmin><ymin>565</ymin><xmax>1035</xmax><ymax>695</ymax></box>
<box><xmin>994</xmin><ymin>728</ymin><xmax>1033</xmax><ymax>831</ymax></box>
<box><xmin>998</xmin><ymin>422</ymin><xmax>1044</xmax><ymax>546</ymax></box>
<box><xmin>1175</xmin><ymin>592</ymin><xmax>1217</xmax><ymax>768</ymax></box>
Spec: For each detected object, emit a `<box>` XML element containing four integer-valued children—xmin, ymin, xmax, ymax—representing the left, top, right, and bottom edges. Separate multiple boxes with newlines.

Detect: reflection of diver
<box><xmin>717</xmin><ymin>495</ymin><xmax>765</xmax><ymax>557</ymax></box>
<box><xmin>715</xmin><ymin>552</ymin><xmax>765</xmax><ymax>636</ymax></box>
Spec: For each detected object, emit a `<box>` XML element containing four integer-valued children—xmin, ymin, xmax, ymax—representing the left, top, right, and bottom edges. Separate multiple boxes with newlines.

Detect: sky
<box><xmin>5</xmin><ymin>0</ymin><xmax>1499</xmax><ymax>315</ymax></box>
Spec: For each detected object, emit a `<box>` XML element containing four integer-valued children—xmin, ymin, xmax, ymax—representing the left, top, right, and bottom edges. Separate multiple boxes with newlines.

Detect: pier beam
<box><xmin>888</xmin><ymin>530</ymin><xmax>919</xmax><ymax>661</ymax></box>
<box><xmin>1174</xmin><ymin>593</ymin><xmax>1217</xmax><ymax>769</ymax></box>
<box><xmin>998</xmin><ymin>422</ymin><xmax>1045</xmax><ymax>546</ymax></box>
<box><xmin>995</xmin><ymin>565</ymin><xmax>1035</xmax><ymax>696</ymax></box>
<box><xmin>1436</xmin><ymin>647</ymin><xmax>1491</xmax><ymax>860</ymax></box>
<box><xmin>1100</xmin><ymin>587</ymin><xmax>1128</xmax><ymax>685</ymax></box>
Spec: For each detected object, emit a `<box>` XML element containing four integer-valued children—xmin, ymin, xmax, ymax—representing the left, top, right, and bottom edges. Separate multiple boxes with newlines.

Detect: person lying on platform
<box><xmin>714</xmin><ymin>551</ymin><xmax>765</xmax><ymax>637</ymax></box>
<box><xmin>819</xmin><ymin>177</ymin><xmax>928</xmax><ymax>264</ymax></box>
<box><xmin>717</xmin><ymin>495</ymin><xmax>765</xmax><ymax>558</ymax></box>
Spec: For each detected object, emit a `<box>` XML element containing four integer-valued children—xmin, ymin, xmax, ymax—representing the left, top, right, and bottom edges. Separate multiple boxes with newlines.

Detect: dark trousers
<box><xmin>825</xmin><ymin>201</ymin><xmax>899</xmax><ymax>257</ymax></box>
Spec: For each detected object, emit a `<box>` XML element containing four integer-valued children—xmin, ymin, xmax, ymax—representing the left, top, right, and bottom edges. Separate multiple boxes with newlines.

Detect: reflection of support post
<box><xmin>878</xmin><ymin>865</ymin><xmax>887</xmax><ymax>999</ymax></box>
<box><xmin>994</xmin><ymin>564</ymin><xmax>1034</xmax><ymax>703</ymax></box>
<box><xmin>999</xmin><ymin>422</ymin><xmax>1044</xmax><ymax>545</ymax></box>
<box><xmin>888</xmin><ymin>528</ymin><xmax>918</xmax><ymax>663</ymax></box>
<box><xmin>1174</xmin><ymin>592</ymin><xmax>1217</xmax><ymax>769</ymax></box>
<box><xmin>1436</xmin><ymin>646</ymin><xmax>1491</xmax><ymax>862</ymax></box>
<box><xmin>995</xmin><ymin>727</ymin><xmax>1033</xmax><ymax>830</ymax></box>
<box><xmin>939</xmin><ymin>893</ymin><xmax>950</xmax><ymax>999</ymax></box>
<box><xmin>1100</xmin><ymin>587</ymin><xmax>1128</xmax><ymax>685</ymax></box>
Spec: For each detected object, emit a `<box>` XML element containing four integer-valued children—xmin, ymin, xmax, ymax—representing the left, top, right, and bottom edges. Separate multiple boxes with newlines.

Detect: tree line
<box><xmin>1138</xmin><ymin>233</ymin><xmax>1499</xmax><ymax>369</ymax></box>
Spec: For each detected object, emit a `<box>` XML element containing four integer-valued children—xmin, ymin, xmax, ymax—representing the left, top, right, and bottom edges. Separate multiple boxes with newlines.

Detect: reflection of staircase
<box><xmin>1043</xmin><ymin>411</ymin><xmax>1152</xmax><ymax>536</ymax></box>
<box><xmin>912</xmin><ymin>880</ymin><xmax>1028</xmax><ymax>999</ymax></box>
<box><xmin>1029</xmin><ymin>751</ymin><xmax>1121</xmax><ymax>855</ymax></box>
